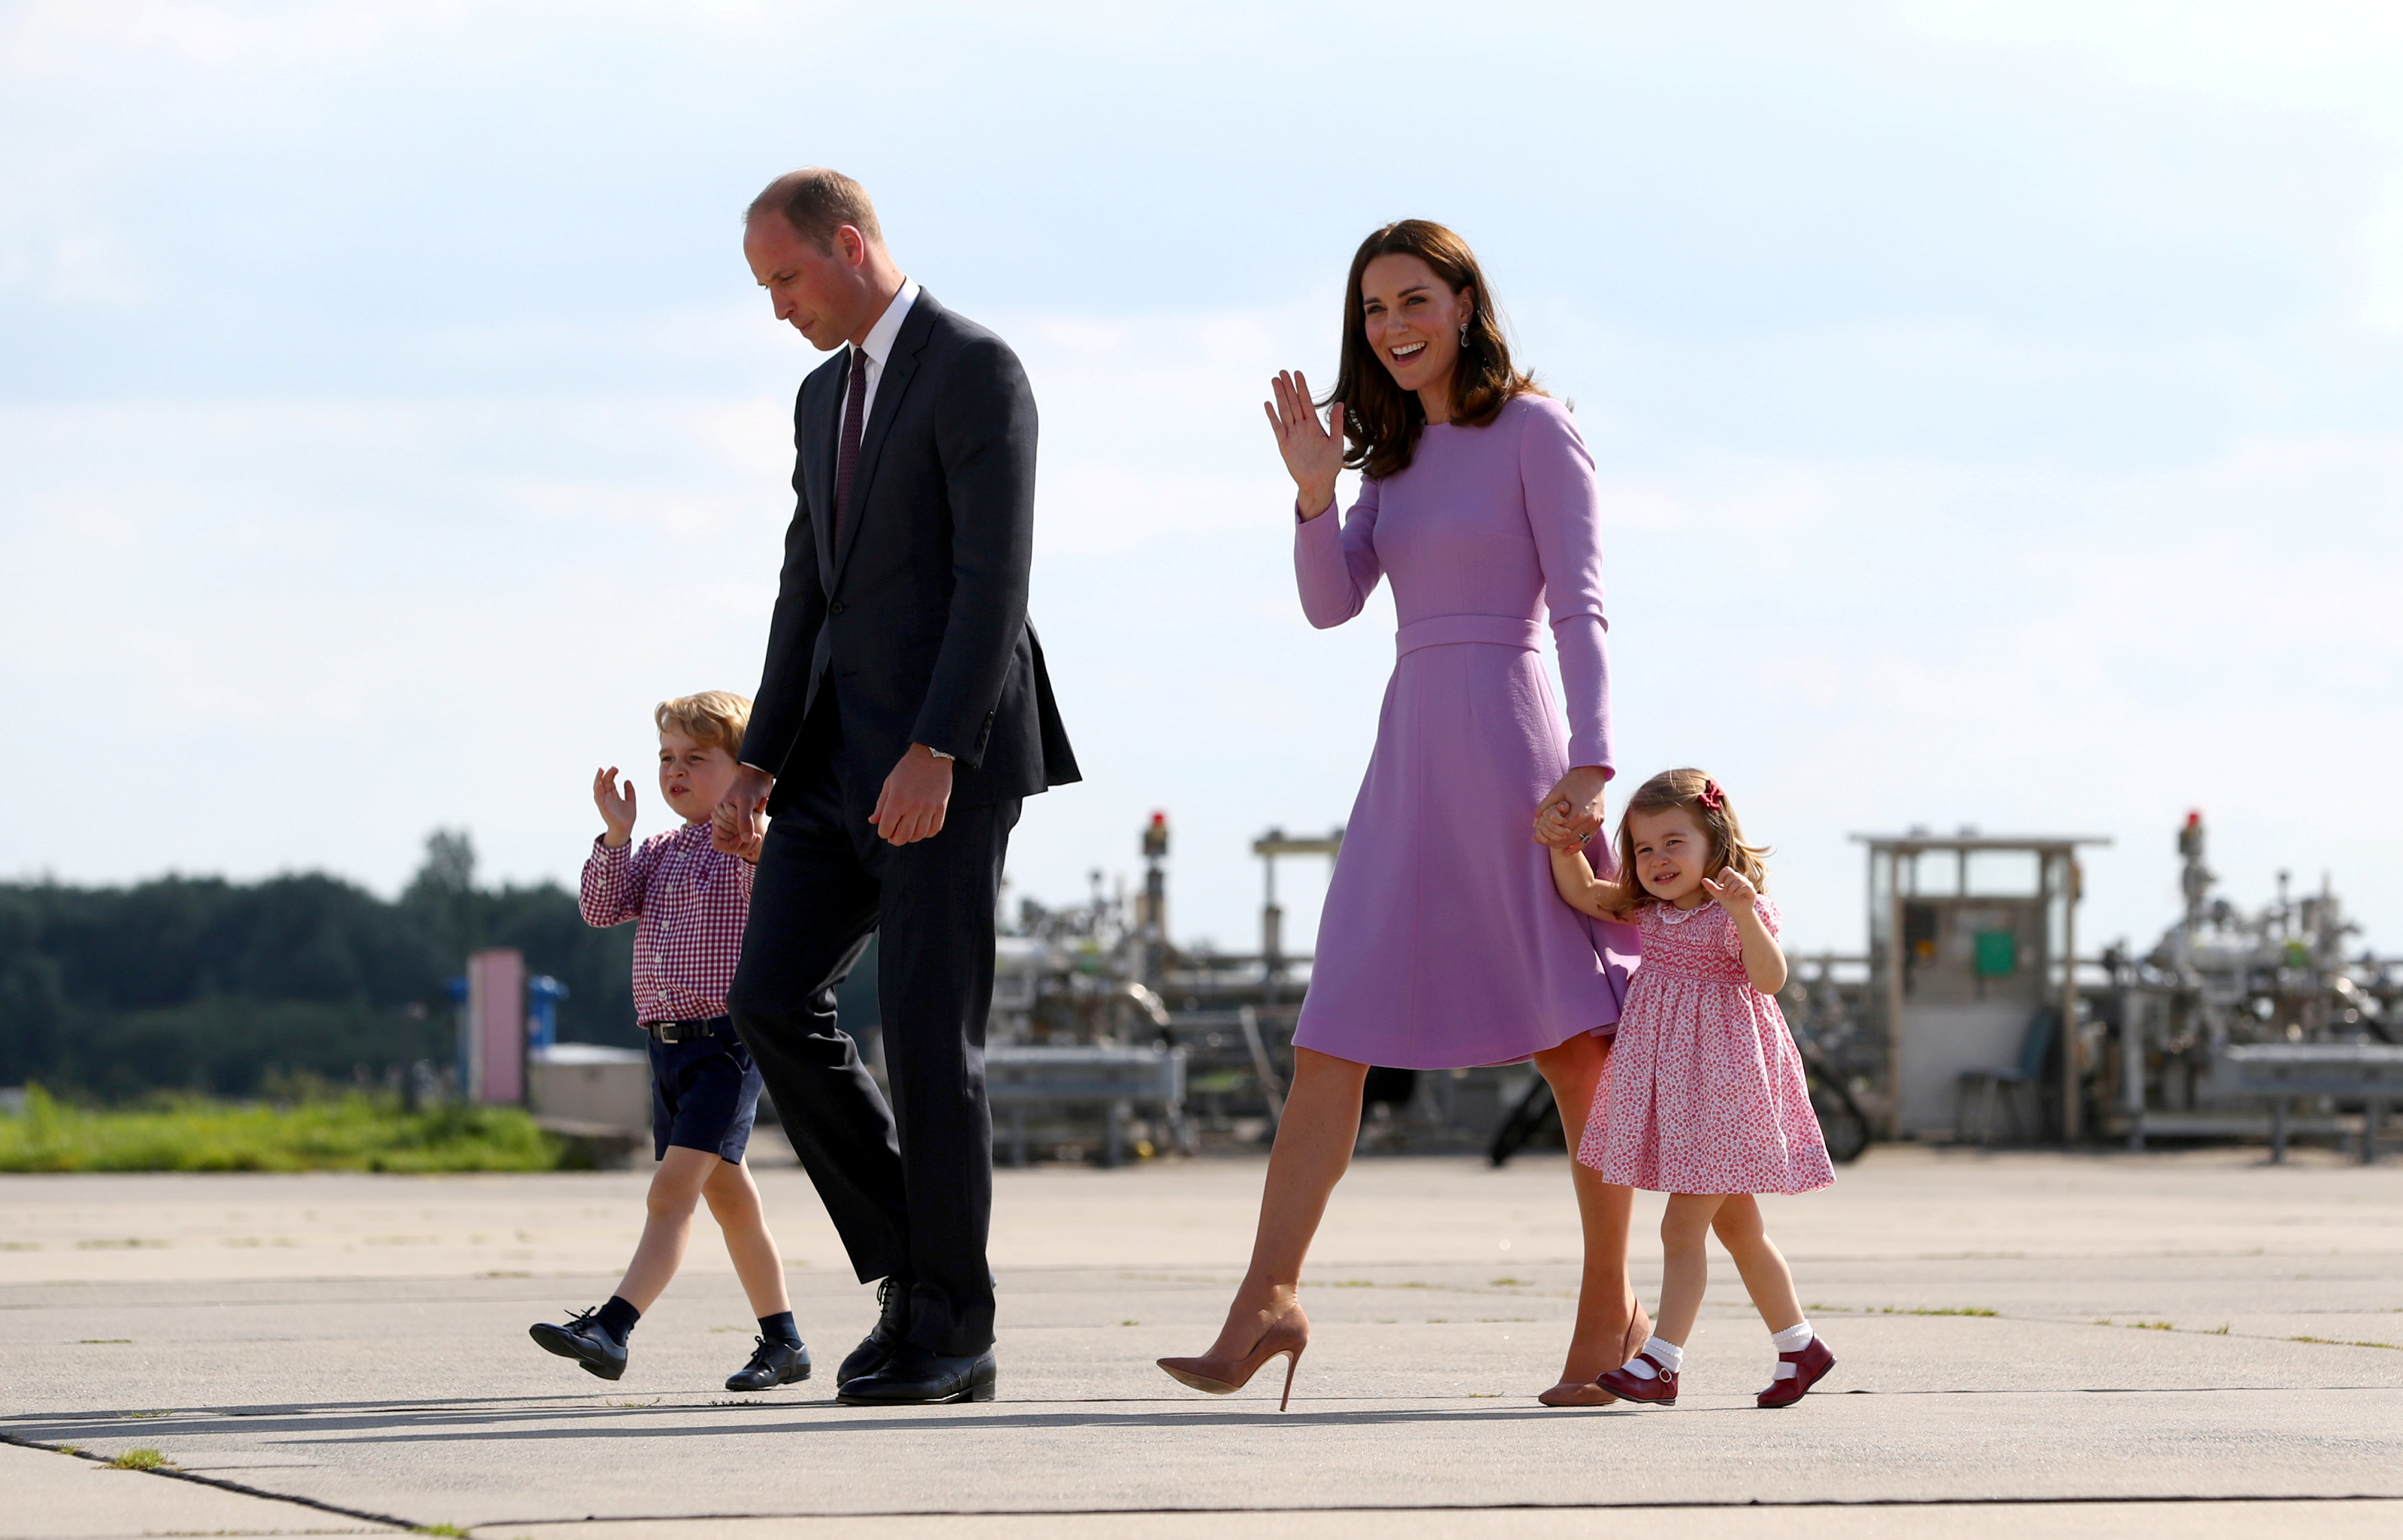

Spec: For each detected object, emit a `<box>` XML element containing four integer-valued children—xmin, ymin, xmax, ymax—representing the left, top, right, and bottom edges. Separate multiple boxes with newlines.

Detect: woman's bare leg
<box><xmin>1531</xmin><ymin>1035</ymin><xmax>1647</xmax><ymax>1386</ymax></box>
<box><xmin>1653</xmin><ymin>1193</ymin><xmax>1729</xmax><ymax>1347</ymax></box>
<box><xmin>1200</xmin><ymin>1048</ymin><xmax>1368</xmax><ymax>1358</ymax></box>
<box><xmin>701</xmin><ymin>1157</ymin><xmax>792</xmax><ymax>1320</ymax></box>
<box><xmin>1710</xmin><ymin>1195</ymin><xmax>1804</xmax><ymax>1335</ymax></box>
<box><xmin>614</xmin><ymin>1146</ymin><xmax>720</xmax><ymax>1313</ymax></box>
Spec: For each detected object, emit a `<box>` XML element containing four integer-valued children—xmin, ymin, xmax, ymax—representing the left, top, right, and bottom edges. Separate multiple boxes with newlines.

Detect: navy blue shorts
<box><xmin>647</xmin><ymin>1025</ymin><xmax>763</xmax><ymax>1164</ymax></box>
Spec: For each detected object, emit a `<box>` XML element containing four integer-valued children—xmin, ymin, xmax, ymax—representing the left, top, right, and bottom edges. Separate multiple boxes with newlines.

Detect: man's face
<box><xmin>744</xmin><ymin>214</ymin><xmax>861</xmax><ymax>352</ymax></box>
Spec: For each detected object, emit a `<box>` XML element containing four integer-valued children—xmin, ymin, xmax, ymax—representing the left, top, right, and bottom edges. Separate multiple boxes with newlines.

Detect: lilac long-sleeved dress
<box><xmin>1293</xmin><ymin>393</ymin><xmax>1638</xmax><ymax>1069</ymax></box>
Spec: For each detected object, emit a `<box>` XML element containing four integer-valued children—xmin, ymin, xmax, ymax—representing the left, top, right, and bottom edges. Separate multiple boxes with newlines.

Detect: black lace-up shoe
<box><xmin>529</xmin><ymin>1308</ymin><xmax>628</xmax><ymax>1381</ymax></box>
<box><xmin>837</xmin><ymin>1346</ymin><xmax>997</xmax><ymax>1406</ymax></box>
<box><xmin>725</xmin><ymin>1335</ymin><xmax>812</xmax><ymax>1392</ymax></box>
<box><xmin>837</xmin><ymin>1277</ymin><xmax>912</xmax><ymax>1389</ymax></box>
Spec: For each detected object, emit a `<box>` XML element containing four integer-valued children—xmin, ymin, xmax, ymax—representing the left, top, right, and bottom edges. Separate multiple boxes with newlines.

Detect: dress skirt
<box><xmin>1292</xmin><ymin>616</ymin><xmax>1638</xmax><ymax>1070</ymax></box>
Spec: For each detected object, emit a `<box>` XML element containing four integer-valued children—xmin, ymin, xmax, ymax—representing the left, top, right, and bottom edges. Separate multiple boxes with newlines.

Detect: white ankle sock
<box><xmin>1771</xmin><ymin>1320</ymin><xmax>1813</xmax><ymax>1376</ymax></box>
<box><xmin>1622</xmin><ymin>1335</ymin><xmax>1684</xmax><ymax>1378</ymax></box>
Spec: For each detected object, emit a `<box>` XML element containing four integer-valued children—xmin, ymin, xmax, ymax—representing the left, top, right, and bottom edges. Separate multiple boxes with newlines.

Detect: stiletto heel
<box><xmin>1158</xmin><ymin>1305</ymin><xmax>1311</xmax><ymax>1410</ymax></box>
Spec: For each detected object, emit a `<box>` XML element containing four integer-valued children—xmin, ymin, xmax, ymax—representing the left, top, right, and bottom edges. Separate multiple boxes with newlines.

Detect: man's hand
<box><xmin>1533</xmin><ymin>765</ymin><xmax>1609</xmax><ymax>849</ymax></box>
<box><xmin>871</xmin><ymin>744</ymin><xmax>954</xmax><ymax>846</ymax></box>
<box><xmin>713</xmin><ymin>764</ymin><xmax>774</xmax><ymax>858</ymax></box>
<box><xmin>593</xmin><ymin>768</ymin><xmax>636</xmax><ymax>848</ymax></box>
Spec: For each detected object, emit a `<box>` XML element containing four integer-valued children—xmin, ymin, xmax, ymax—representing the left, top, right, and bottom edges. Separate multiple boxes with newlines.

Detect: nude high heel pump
<box><xmin>1158</xmin><ymin>1305</ymin><xmax>1310</xmax><ymax>1411</ymax></box>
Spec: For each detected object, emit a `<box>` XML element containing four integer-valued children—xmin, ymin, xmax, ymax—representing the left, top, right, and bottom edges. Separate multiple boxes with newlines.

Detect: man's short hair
<box><xmin>656</xmin><ymin>691</ymin><xmax>752</xmax><ymax>761</ymax></box>
<box><xmin>746</xmin><ymin>168</ymin><xmax>883</xmax><ymax>253</ymax></box>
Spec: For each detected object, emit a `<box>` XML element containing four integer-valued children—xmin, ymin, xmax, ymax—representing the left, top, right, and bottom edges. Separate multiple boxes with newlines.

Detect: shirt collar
<box><xmin>853</xmin><ymin>277</ymin><xmax>920</xmax><ymax>368</ymax></box>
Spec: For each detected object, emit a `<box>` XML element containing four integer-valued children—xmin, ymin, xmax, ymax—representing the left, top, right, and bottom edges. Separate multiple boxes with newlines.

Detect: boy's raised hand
<box><xmin>593</xmin><ymin>768</ymin><xmax>636</xmax><ymax>847</ymax></box>
<box><xmin>1701</xmin><ymin>866</ymin><xmax>1758</xmax><ymax>915</ymax></box>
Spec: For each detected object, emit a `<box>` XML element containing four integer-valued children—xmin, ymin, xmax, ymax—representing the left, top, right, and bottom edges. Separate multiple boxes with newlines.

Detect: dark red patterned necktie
<box><xmin>833</xmin><ymin>344</ymin><xmax>870</xmax><ymax>553</ymax></box>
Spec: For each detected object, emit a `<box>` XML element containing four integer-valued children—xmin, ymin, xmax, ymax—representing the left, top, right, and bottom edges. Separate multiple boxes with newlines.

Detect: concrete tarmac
<box><xmin>2</xmin><ymin>1144</ymin><xmax>2398</xmax><ymax>1538</ymax></box>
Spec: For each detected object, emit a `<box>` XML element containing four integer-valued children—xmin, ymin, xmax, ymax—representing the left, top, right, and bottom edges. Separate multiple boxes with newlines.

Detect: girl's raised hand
<box><xmin>1701</xmin><ymin>866</ymin><xmax>1758</xmax><ymax>915</ymax></box>
<box><xmin>593</xmin><ymin>767</ymin><xmax>636</xmax><ymax>844</ymax></box>
<box><xmin>1263</xmin><ymin>369</ymin><xmax>1345</xmax><ymax>518</ymax></box>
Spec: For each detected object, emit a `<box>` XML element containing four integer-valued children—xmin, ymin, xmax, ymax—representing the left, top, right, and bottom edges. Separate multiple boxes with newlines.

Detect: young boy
<box><xmin>529</xmin><ymin>691</ymin><xmax>809</xmax><ymax>1392</ymax></box>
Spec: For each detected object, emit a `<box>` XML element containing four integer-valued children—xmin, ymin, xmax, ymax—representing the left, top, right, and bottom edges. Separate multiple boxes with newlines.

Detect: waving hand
<box><xmin>1263</xmin><ymin>369</ymin><xmax>1345</xmax><ymax>520</ymax></box>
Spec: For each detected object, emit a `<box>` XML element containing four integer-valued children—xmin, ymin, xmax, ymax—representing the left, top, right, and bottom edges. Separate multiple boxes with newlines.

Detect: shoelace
<box><xmin>560</xmin><ymin>1305</ymin><xmax>601</xmax><ymax>1332</ymax></box>
<box><xmin>742</xmin><ymin>1335</ymin><xmax>778</xmax><ymax>1370</ymax></box>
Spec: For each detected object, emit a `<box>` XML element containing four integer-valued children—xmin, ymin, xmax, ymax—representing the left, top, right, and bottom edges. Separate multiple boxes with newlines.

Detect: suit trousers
<box><xmin>728</xmin><ymin>705</ymin><xmax>1019</xmax><ymax>1357</ymax></box>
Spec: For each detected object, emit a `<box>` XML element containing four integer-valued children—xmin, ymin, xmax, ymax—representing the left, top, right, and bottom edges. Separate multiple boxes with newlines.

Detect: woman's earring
<box><xmin>1458</xmin><ymin>320</ymin><xmax>1470</xmax><ymax>349</ymax></box>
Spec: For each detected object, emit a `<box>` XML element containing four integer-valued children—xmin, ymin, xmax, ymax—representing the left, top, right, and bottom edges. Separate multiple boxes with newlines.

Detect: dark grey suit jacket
<box><xmin>739</xmin><ymin>289</ymin><xmax>1079</xmax><ymax>814</ymax></box>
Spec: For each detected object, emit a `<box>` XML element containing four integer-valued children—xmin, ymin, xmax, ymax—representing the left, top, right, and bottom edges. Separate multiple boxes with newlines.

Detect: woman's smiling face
<box><xmin>1359</xmin><ymin>252</ymin><xmax>1472</xmax><ymax>401</ymax></box>
<box><xmin>1628</xmin><ymin>805</ymin><xmax>1716</xmax><ymax>907</ymax></box>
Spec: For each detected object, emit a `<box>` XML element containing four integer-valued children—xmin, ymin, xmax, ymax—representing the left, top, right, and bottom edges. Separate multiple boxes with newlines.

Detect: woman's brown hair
<box><xmin>1612</xmin><ymin>768</ymin><xmax>1772</xmax><ymax>910</ymax></box>
<box><xmin>1325</xmin><ymin>220</ymin><xmax>1539</xmax><ymax>481</ymax></box>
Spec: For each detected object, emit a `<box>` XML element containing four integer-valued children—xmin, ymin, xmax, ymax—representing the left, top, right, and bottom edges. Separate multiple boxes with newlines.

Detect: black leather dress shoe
<box><xmin>836</xmin><ymin>1277</ymin><xmax>912</xmax><ymax>1388</ymax></box>
<box><xmin>529</xmin><ymin>1309</ymin><xmax>628</xmax><ymax>1381</ymax></box>
<box><xmin>836</xmin><ymin>1346</ymin><xmax>996</xmax><ymax>1405</ymax></box>
<box><xmin>724</xmin><ymin>1335</ymin><xmax>812</xmax><ymax>1392</ymax></box>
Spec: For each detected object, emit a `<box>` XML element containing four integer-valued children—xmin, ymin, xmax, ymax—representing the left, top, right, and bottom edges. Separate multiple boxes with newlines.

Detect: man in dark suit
<box><xmin>714</xmin><ymin>168</ymin><xmax>1077</xmax><ymax>1407</ymax></box>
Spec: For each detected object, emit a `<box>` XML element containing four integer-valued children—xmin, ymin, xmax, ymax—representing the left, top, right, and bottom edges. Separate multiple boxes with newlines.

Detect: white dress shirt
<box><xmin>848</xmin><ymin>277</ymin><xmax>920</xmax><ymax>427</ymax></box>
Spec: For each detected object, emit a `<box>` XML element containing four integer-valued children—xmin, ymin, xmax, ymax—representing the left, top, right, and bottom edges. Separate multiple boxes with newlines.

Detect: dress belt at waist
<box><xmin>1395</xmin><ymin>614</ymin><xmax>1547</xmax><ymax>658</ymax></box>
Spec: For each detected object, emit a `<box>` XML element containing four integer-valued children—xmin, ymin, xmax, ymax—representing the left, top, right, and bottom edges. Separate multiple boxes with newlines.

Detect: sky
<box><xmin>4</xmin><ymin>0</ymin><xmax>2401</xmax><ymax>963</ymax></box>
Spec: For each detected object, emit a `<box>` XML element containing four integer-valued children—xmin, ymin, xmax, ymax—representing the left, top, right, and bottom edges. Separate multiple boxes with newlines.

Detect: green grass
<box><xmin>0</xmin><ymin>1084</ymin><xmax>572</xmax><ymax>1173</ymax></box>
<box><xmin>107</xmin><ymin>1448</ymin><xmax>168</xmax><ymax>1470</ymax></box>
<box><xmin>2290</xmin><ymin>1335</ymin><xmax>2402</xmax><ymax>1350</ymax></box>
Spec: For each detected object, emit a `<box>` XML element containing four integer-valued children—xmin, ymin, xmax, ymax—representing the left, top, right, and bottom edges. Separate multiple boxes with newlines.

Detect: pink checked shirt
<box><xmin>579</xmin><ymin>821</ymin><xmax>755</xmax><ymax>1024</ymax></box>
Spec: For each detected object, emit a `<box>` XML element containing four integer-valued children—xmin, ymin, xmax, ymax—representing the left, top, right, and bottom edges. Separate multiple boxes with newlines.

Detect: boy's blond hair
<box><xmin>655</xmin><ymin>691</ymin><xmax>752</xmax><ymax>761</ymax></box>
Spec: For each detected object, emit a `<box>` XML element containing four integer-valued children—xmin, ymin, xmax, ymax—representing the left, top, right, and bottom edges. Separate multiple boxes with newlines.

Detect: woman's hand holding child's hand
<box><xmin>1701</xmin><ymin>866</ymin><xmax>1758</xmax><ymax>915</ymax></box>
<box><xmin>593</xmin><ymin>768</ymin><xmax>636</xmax><ymax>848</ymax></box>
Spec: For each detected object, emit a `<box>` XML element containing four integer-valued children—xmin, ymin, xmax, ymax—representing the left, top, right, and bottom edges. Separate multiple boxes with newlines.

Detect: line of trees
<box><xmin>0</xmin><ymin>832</ymin><xmax>634</xmax><ymax>1102</ymax></box>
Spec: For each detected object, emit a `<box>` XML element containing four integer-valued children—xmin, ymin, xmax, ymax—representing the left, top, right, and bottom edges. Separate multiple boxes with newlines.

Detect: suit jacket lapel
<box><xmin>831</xmin><ymin>291</ymin><xmax>939</xmax><ymax>588</ymax></box>
<box><xmin>803</xmin><ymin>358</ymin><xmax>844</xmax><ymax>588</ymax></box>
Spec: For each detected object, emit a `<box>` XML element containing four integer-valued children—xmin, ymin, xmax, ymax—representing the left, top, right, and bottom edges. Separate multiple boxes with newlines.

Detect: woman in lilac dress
<box><xmin>1159</xmin><ymin>220</ymin><xmax>1649</xmax><ymax>1409</ymax></box>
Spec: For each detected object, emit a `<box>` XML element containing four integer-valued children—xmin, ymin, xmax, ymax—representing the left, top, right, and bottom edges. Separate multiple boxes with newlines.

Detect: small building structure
<box><xmin>1855</xmin><ymin>831</ymin><xmax>2108</xmax><ymax>1139</ymax></box>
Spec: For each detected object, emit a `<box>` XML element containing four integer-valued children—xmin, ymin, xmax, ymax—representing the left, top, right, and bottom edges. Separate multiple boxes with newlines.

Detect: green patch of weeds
<box><xmin>1474</xmin><ymin>1318</ymin><xmax>1537</xmax><ymax>1324</ymax></box>
<box><xmin>78</xmin><ymin>1339</ymin><xmax>133</xmax><ymax>1344</ymax></box>
<box><xmin>115</xmin><ymin>1410</ymin><xmax>170</xmax><ymax>1420</ymax></box>
<box><xmin>1334</xmin><ymin>1279</ymin><xmax>1375</xmax><ymax>1288</ymax></box>
<box><xmin>479</xmin><ymin>1270</ymin><xmax>529</xmax><ymax>1278</ymax></box>
<box><xmin>1467</xmin><ymin>1392</ymin><xmax>1502</xmax><ymax>1398</ymax></box>
<box><xmin>108</xmin><ymin>1448</ymin><xmax>168</xmax><ymax>1470</ymax></box>
<box><xmin>2290</xmin><ymin>1335</ymin><xmax>2402</xmax><ymax>1350</ymax></box>
<box><xmin>1872</xmin><ymin>1306</ymin><xmax>1998</xmax><ymax>1317</ymax></box>
<box><xmin>2132</xmin><ymin>1321</ymin><xmax>2174</xmax><ymax>1331</ymax></box>
<box><xmin>54</xmin><ymin>1444</ymin><xmax>81</xmax><ymax>1456</ymax></box>
<box><xmin>707</xmin><ymin>1326</ymin><xmax>744</xmax><ymax>1333</ymax></box>
<box><xmin>2209</xmin><ymin>1324</ymin><xmax>2231</xmax><ymax>1335</ymax></box>
<box><xmin>415</xmin><ymin>1526</ymin><xmax>471</xmax><ymax>1537</ymax></box>
<box><xmin>76</xmin><ymin>1239</ymin><xmax>166</xmax><ymax>1250</ymax></box>
<box><xmin>0</xmin><ymin>1241</ymin><xmax>36</xmax><ymax>1251</ymax></box>
<box><xmin>1491</xmin><ymin>1277</ymin><xmax>1530</xmax><ymax>1287</ymax></box>
<box><xmin>0</xmin><ymin>1084</ymin><xmax>571</xmax><ymax>1173</ymax></box>
<box><xmin>1120</xmin><ymin>1319</ymin><xmax>1139</xmax><ymax>1326</ymax></box>
<box><xmin>603</xmin><ymin>1397</ymin><xmax>660</xmax><ymax>1408</ymax></box>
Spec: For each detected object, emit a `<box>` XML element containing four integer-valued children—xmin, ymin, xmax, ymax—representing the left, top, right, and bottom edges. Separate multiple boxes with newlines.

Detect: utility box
<box><xmin>1858</xmin><ymin>834</ymin><xmax>2107</xmax><ymax>1139</ymax></box>
<box><xmin>528</xmin><ymin>1043</ymin><xmax>650</xmax><ymax>1135</ymax></box>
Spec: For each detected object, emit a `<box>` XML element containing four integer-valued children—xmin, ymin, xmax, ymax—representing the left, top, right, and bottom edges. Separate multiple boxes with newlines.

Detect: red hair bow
<box><xmin>1699</xmin><ymin>779</ymin><xmax>1725</xmax><ymax>812</ymax></box>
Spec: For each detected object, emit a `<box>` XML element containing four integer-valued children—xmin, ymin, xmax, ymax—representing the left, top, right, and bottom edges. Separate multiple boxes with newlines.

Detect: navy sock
<box><xmin>595</xmin><ymin>1296</ymin><xmax>641</xmax><ymax>1344</ymax></box>
<box><xmin>759</xmin><ymin>1311</ymin><xmax>800</xmax><ymax>1346</ymax></box>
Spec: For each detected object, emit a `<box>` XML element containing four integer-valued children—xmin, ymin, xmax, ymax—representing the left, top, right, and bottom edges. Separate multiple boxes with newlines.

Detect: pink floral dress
<box><xmin>1577</xmin><ymin>896</ymin><xmax>1834</xmax><ymax>1196</ymax></box>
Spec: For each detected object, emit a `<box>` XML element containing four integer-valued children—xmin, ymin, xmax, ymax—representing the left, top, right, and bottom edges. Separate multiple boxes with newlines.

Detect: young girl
<box><xmin>1541</xmin><ymin>768</ymin><xmax>1837</xmax><ymax>1408</ymax></box>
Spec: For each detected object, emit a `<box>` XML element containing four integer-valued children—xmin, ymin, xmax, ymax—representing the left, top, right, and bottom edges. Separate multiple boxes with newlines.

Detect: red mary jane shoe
<box><xmin>1756</xmin><ymin>1335</ymin><xmax>1836</xmax><ymax>1408</ymax></box>
<box><xmin>1594</xmin><ymin>1352</ymin><xmax>1679</xmax><ymax>1405</ymax></box>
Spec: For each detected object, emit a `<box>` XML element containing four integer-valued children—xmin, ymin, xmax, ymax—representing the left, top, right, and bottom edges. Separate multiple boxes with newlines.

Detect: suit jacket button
<box><xmin>829</xmin><ymin>600</ymin><xmax>846</xmax><ymax>614</ymax></box>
